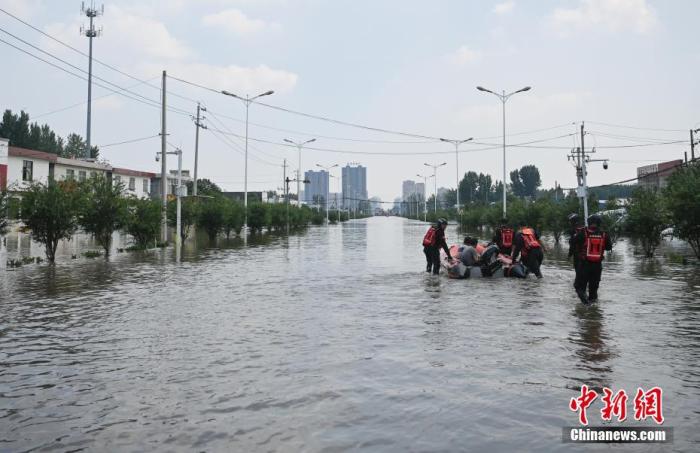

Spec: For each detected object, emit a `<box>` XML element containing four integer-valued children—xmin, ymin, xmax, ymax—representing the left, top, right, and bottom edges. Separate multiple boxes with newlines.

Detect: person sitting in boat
<box><xmin>459</xmin><ymin>236</ymin><xmax>480</xmax><ymax>267</ymax></box>
<box><xmin>492</xmin><ymin>219</ymin><xmax>514</xmax><ymax>255</ymax></box>
<box><xmin>511</xmin><ymin>222</ymin><xmax>544</xmax><ymax>278</ymax></box>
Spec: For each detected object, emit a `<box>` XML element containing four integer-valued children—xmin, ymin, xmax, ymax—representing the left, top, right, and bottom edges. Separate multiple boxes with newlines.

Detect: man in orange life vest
<box><xmin>492</xmin><ymin>220</ymin><xmax>514</xmax><ymax>255</ymax></box>
<box><xmin>567</xmin><ymin>213</ymin><xmax>584</xmax><ymax>287</ymax></box>
<box><xmin>422</xmin><ymin>218</ymin><xmax>453</xmax><ymax>275</ymax></box>
<box><xmin>572</xmin><ymin>214</ymin><xmax>613</xmax><ymax>304</ymax></box>
<box><xmin>511</xmin><ymin>222</ymin><xmax>544</xmax><ymax>278</ymax></box>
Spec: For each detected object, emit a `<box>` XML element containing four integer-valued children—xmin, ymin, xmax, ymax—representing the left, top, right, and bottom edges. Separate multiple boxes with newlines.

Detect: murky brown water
<box><xmin>1</xmin><ymin>217</ymin><xmax>699</xmax><ymax>452</ymax></box>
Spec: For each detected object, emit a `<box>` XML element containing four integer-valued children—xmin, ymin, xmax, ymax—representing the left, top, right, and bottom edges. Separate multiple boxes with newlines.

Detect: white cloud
<box><xmin>1</xmin><ymin>0</ymin><xmax>42</xmax><ymax>18</ymax></box>
<box><xmin>448</xmin><ymin>46</ymin><xmax>482</xmax><ymax>65</ymax></box>
<box><xmin>493</xmin><ymin>1</ymin><xmax>515</xmax><ymax>15</ymax></box>
<box><xmin>549</xmin><ymin>0</ymin><xmax>656</xmax><ymax>35</ymax></box>
<box><xmin>144</xmin><ymin>61</ymin><xmax>298</xmax><ymax>95</ymax></box>
<box><xmin>202</xmin><ymin>9</ymin><xmax>280</xmax><ymax>35</ymax></box>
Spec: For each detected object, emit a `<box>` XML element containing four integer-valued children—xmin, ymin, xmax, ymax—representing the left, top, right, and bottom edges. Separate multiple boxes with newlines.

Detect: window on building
<box><xmin>143</xmin><ymin>179</ymin><xmax>149</xmax><ymax>193</ymax></box>
<box><xmin>22</xmin><ymin>160</ymin><xmax>33</xmax><ymax>181</ymax></box>
<box><xmin>66</xmin><ymin>169</ymin><xmax>75</xmax><ymax>181</ymax></box>
<box><xmin>90</xmin><ymin>171</ymin><xmax>96</xmax><ymax>179</ymax></box>
<box><xmin>114</xmin><ymin>175</ymin><xmax>121</xmax><ymax>185</ymax></box>
<box><xmin>78</xmin><ymin>170</ymin><xmax>86</xmax><ymax>182</ymax></box>
<box><xmin>129</xmin><ymin>177</ymin><xmax>136</xmax><ymax>191</ymax></box>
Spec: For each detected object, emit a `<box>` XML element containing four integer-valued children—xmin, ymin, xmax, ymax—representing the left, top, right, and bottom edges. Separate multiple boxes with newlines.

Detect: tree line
<box><xmin>0</xmin><ymin>177</ymin><xmax>357</xmax><ymax>263</ymax></box>
<box><xmin>1</xmin><ymin>109</ymin><xmax>99</xmax><ymax>158</ymax></box>
<box><xmin>417</xmin><ymin>163</ymin><xmax>700</xmax><ymax>259</ymax></box>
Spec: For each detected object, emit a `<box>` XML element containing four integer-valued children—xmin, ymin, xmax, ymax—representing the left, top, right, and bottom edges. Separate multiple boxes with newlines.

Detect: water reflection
<box><xmin>1</xmin><ymin>217</ymin><xmax>700</xmax><ymax>451</ymax></box>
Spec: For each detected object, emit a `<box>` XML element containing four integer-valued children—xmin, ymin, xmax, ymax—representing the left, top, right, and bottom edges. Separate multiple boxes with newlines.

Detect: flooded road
<box><xmin>1</xmin><ymin>217</ymin><xmax>699</xmax><ymax>452</ymax></box>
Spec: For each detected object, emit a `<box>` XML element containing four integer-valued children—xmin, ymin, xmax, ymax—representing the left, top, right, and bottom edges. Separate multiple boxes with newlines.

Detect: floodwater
<box><xmin>1</xmin><ymin>217</ymin><xmax>699</xmax><ymax>452</ymax></box>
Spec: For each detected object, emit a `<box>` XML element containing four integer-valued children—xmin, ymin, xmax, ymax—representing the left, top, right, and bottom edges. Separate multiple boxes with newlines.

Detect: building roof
<box><xmin>9</xmin><ymin>146</ymin><xmax>58</xmax><ymax>163</ymax></box>
<box><xmin>112</xmin><ymin>167</ymin><xmax>155</xmax><ymax>178</ymax></box>
<box><xmin>56</xmin><ymin>156</ymin><xmax>111</xmax><ymax>170</ymax></box>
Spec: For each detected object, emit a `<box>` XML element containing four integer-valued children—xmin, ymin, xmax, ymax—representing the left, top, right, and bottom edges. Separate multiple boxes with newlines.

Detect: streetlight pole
<box><xmin>316</xmin><ymin>163</ymin><xmax>338</xmax><ymax>224</ymax></box>
<box><xmin>416</xmin><ymin>173</ymin><xmax>434</xmax><ymax>222</ymax></box>
<box><xmin>221</xmin><ymin>89</ymin><xmax>274</xmax><ymax>232</ymax></box>
<box><xmin>156</xmin><ymin>147</ymin><xmax>183</xmax><ymax>246</ymax></box>
<box><xmin>439</xmin><ymin>138</ymin><xmax>473</xmax><ymax>210</ymax></box>
<box><xmin>285</xmin><ymin>138</ymin><xmax>316</xmax><ymax>207</ymax></box>
<box><xmin>424</xmin><ymin>162</ymin><xmax>446</xmax><ymax>213</ymax></box>
<box><xmin>476</xmin><ymin>85</ymin><xmax>531</xmax><ymax>219</ymax></box>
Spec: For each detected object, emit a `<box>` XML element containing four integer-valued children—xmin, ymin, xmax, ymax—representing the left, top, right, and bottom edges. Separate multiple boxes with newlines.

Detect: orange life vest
<box><xmin>520</xmin><ymin>227</ymin><xmax>541</xmax><ymax>257</ymax></box>
<box><xmin>581</xmin><ymin>228</ymin><xmax>606</xmax><ymax>263</ymax></box>
<box><xmin>423</xmin><ymin>227</ymin><xmax>437</xmax><ymax>247</ymax></box>
<box><xmin>500</xmin><ymin>227</ymin><xmax>514</xmax><ymax>248</ymax></box>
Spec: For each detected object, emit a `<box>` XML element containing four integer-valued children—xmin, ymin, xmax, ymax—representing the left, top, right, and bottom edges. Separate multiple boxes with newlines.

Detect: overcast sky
<box><xmin>1</xmin><ymin>0</ymin><xmax>698</xmax><ymax>202</ymax></box>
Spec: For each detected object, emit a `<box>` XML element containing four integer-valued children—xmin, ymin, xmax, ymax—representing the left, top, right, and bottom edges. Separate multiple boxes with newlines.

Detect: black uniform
<box><xmin>424</xmin><ymin>226</ymin><xmax>451</xmax><ymax>275</ymax></box>
<box><xmin>573</xmin><ymin>227</ymin><xmax>613</xmax><ymax>301</ymax></box>
<box><xmin>511</xmin><ymin>228</ymin><xmax>543</xmax><ymax>278</ymax></box>
<box><xmin>568</xmin><ymin>226</ymin><xmax>583</xmax><ymax>287</ymax></box>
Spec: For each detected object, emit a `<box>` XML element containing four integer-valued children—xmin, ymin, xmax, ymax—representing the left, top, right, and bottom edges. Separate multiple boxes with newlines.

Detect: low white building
<box><xmin>54</xmin><ymin>156</ymin><xmax>110</xmax><ymax>183</ymax></box>
<box><xmin>150</xmin><ymin>170</ymin><xmax>192</xmax><ymax>199</ymax></box>
<box><xmin>113</xmin><ymin>167</ymin><xmax>155</xmax><ymax>199</ymax></box>
<box><xmin>0</xmin><ymin>140</ymin><xmax>53</xmax><ymax>191</ymax></box>
<box><xmin>0</xmin><ymin>138</ymin><xmax>156</xmax><ymax>200</ymax></box>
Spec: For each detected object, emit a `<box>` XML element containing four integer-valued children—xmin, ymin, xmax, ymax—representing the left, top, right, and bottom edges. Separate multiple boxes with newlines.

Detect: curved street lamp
<box><xmin>476</xmin><ymin>85</ymin><xmax>531</xmax><ymax>219</ymax></box>
<box><xmin>285</xmin><ymin>138</ymin><xmax>317</xmax><ymax>206</ymax></box>
<box><xmin>424</xmin><ymin>162</ymin><xmax>447</xmax><ymax>213</ymax></box>
<box><xmin>221</xmin><ymin>89</ymin><xmax>275</xmax><ymax>231</ymax></box>
<box><xmin>439</xmin><ymin>137</ymin><xmax>473</xmax><ymax>210</ymax></box>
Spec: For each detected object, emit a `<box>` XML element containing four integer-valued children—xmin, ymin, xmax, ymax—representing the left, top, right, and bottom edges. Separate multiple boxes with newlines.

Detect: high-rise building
<box><xmin>415</xmin><ymin>183</ymin><xmax>425</xmax><ymax>201</ymax></box>
<box><xmin>304</xmin><ymin>170</ymin><xmax>329</xmax><ymax>207</ymax></box>
<box><xmin>342</xmin><ymin>164</ymin><xmax>367</xmax><ymax>211</ymax></box>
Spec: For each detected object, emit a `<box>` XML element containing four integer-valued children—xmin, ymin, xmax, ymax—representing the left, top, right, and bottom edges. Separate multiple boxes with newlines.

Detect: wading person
<box><xmin>492</xmin><ymin>219</ymin><xmax>514</xmax><ymax>255</ymax></box>
<box><xmin>567</xmin><ymin>213</ymin><xmax>584</xmax><ymax>286</ymax></box>
<box><xmin>573</xmin><ymin>214</ymin><xmax>613</xmax><ymax>304</ymax></box>
<box><xmin>511</xmin><ymin>223</ymin><xmax>544</xmax><ymax>278</ymax></box>
<box><xmin>422</xmin><ymin>218</ymin><xmax>452</xmax><ymax>275</ymax></box>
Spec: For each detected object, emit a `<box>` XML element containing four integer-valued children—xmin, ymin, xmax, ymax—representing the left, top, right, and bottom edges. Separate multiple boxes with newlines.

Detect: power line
<box><xmin>0</xmin><ymin>7</ymin><xmax>198</xmax><ymax>104</ymax></box>
<box><xmin>0</xmin><ymin>36</ymin><xmax>193</xmax><ymax>118</ymax></box>
<box><xmin>98</xmin><ymin>134</ymin><xmax>160</xmax><ymax>148</ymax></box>
<box><xmin>587</xmin><ymin>120</ymin><xmax>687</xmax><ymax>133</ymax></box>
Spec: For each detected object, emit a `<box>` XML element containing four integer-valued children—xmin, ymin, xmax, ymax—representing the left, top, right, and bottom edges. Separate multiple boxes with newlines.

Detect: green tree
<box><xmin>20</xmin><ymin>182</ymin><xmax>80</xmax><ymax>262</ymax></box>
<box><xmin>126</xmin><ymin>198</ymin><xmax>162</xmax><ymax>248</ymax></box>
<box><xmin>0</xmin><ymin>109</ymin><xmax>31</xmax><ymax>147</ymax></box>
<box><xmin>625</xmin><ymin>188</ymin><xmax>668</xmax><ymax>257</ymax></box>
<box><xmin>222</xmin><ymin>199</ymin><xmax>244</xmax><ymax>239</ymax></box>
<box><xmin>664</xmin><ymin>164</ymin><xmax>700</xmax><ymax>258</ymax></box>
<box><xmin>519</xmin><ymin>165</ymin><xmax>542</xmax><ymax>198</ymax></box>
<box><xmin>197</xmin><ymin>198</ymin><xmax>224</xmax><ymax>241</ymax></box>
<box><xmin>77</xmin><ymin>176</ymin><xmax>128</xmax><ymax>257</ymax></box>
<box><xmin>167</xmin><ymin>197</ymin><xmax>200</xmax><ymax>243</ymax></box>
<box><xmin>509</xmin><ymin>169</ymin><xmax>525</xmax><ymax>197</ymax></box>
<box><xmin>186</xmin><ymin>178</ymin><xmax>222</xmax><ymax>196</ymax></box>
<box><xmin>62</xmin><ymin>133</ymin><xmax>99</xmax><ymax>159</ymax></box>
<box><xmin>0</xmin><ymin>190</ymin><xmax>9</xmax><ymax>236</ymax></box>
<box><xmin>459</xmin><ymin>171</ymin><xmax>479</xmax><ymax>205</ymax></box>
<box><xmin>247</xmin><ymin>203</ymin><xmax>270</xmax><ymax>233</ymax></box>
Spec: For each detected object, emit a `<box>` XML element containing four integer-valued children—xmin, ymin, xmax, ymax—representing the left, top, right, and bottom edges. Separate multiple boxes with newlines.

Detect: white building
<box><xmin>150</xmin><ymin>170</ymin><xmax>192</xmax><ymax>199</ymax></box>
<box><xmin>113</xmin><ymin>167</ymin><xmax>155</xmax><ymax>199</ymax></box>
<box><xmin>1</xmin><ymin>139</ymin><xmax>52</xmax><ymax>190</ymax></box>
<box><xmin>0</xmin><ymin>138</ymin><xmax>156</xmax><ymax>199</ymax></box>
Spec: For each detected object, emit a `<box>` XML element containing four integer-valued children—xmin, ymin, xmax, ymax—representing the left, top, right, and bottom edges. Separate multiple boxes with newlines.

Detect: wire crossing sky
<box><xmin>0</xmin><ymin>0</ymin><xmax>697</xmax><ymax>201</ymax></box>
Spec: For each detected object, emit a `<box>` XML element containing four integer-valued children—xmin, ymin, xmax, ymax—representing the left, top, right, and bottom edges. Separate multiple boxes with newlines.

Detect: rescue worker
<box><xmin>567</xmin><ymin>213</ymin><xmax>584</xmax><ymax>287</ymax></box>
<box><xmin>511</xmin><ymin>222</ymin><xmax>544</xmax><ymax>278</ymax></box>
<box><xmin>492</xmin><ymin>219</ymin><xmax>514</xmax><ymax>255</ymax></box>
<box><xmin>567</xmin><ymin>213</ymin><xmax>583</xmax><ymax>266</ymax></box>
<box><xmin>573</xmin><ymin>214</ymin><xmax>613</xmax><ymax>304</ymax></box>
<box><xmin>422</xmin><ymin>218</ymin><xmax>452</xmax><ymax>275</ymax></box>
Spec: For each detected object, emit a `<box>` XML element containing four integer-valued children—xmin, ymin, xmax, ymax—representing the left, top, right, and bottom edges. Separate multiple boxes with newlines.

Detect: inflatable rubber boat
<box><xmin>440</xmin><ymin>243</ymin><xmax>528</xmax><ymax>279</ymax></box>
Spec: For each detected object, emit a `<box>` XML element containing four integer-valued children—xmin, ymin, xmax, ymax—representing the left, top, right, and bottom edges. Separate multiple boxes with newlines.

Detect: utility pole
<box><xmin>568</xmin><ymin>122</ymin><xmax>608</xmax><ymax>228</ymax></box>
<box><xmin>691</xmin><ymin>128</ymin><xmax>698</xmax><ymax>162</ymax></box>
<box><xmin>283</xmin><ymin>159</ymin><xmax>289</xmax><ymax>233</ymax></box>
<box><xmin>193</xmin><ymin>103</ymin><xmax>207</xmax><ymax>196</ymax></box>
<box><xmin>80</xmin><ymin>1</ymin><xmax>103</xmax><ymax>159</ymax></box>
<box><xmin>160</xmin><ymin>70</ymin><xmax>168</xmax><ymax>242</ymax></box>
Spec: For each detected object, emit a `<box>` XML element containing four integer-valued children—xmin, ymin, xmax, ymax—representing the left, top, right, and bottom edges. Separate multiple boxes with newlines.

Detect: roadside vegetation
<box><xmin>2</xmin><ymin>177</ymin><xmax>361</xmax><ymax>264</ymax></box>
<box><xmin>408</xmin><ymin>163</ymin><xmax>700</xmax><ymax>260</ymax></box>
